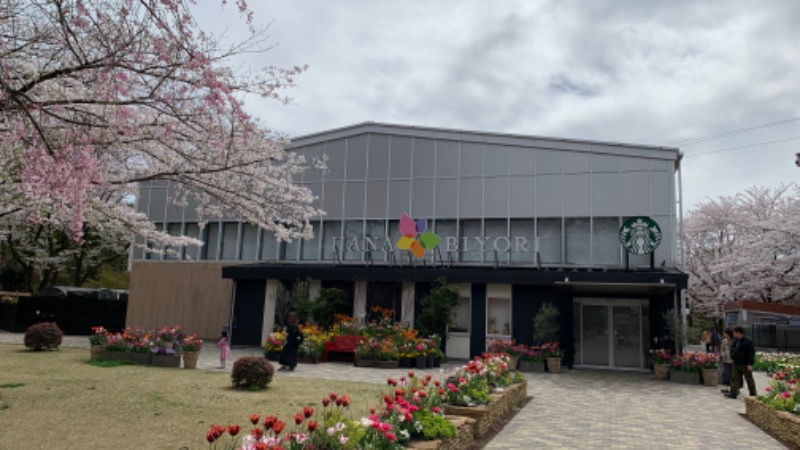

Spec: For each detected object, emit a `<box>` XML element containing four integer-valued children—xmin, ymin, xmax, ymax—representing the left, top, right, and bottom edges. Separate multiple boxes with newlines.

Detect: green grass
<box><xmin>0</xmin><ymin>383</ymin><xmax>25</xmax><ymax>388</ymax></box>
<box><xmin>85</xmin><ymin>359</ymin><xmax>138</xmax><ymax>368</ymax></box>
<box><xmin>0</xmin><ymin>344</ymin><xmax>387</xmax><ymax>449</ymax></box>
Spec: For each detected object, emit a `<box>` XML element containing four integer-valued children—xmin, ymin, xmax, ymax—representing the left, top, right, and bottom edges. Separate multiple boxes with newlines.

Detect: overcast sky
<box><xmin>193</xmin><ymin>0</ymin><xmax>800</xmax><ymax>211</ymax></box>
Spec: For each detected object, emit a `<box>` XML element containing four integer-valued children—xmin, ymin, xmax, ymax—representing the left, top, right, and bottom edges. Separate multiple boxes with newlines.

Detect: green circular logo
<box><xmin>619</xmin><ymin>216</ymin><xmax>662</xmax><ymax>255</ymax></box>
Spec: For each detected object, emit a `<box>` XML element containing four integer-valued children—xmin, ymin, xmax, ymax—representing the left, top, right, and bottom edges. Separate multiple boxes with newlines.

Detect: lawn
<box><xmin>0</xmin><ymin>344</ymin><xmax>387</xmax><ymax>449</ymax></box>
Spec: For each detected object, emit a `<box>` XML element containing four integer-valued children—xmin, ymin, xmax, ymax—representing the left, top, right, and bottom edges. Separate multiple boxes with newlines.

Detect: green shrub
<box><xmin>417</xmin><ymin>408</ymin><xmax>456</xmax><ymax>440</ymax></box>
<box><xmin>533</xmin><ymin>303</ymin><xmax>560</xmax><ymax>343</ymax></box>
<box><xmin>23</xmin><ymin>322</ymin><xmax>63</xmax><ymax>351</ymax></box>
<box><xmin>416</xmin><ymin>278</ymin><xmax>460</xmax><ymax>338</ymax></box>
<box><xmin>311</xmin><ymin>288</ymin><xmax>351</xmax><ymax>330</ymax></box>
<box><xmin>231</xmin><ymin>356</ymin><xmax>275</xmax><ymax>391</ymax></box>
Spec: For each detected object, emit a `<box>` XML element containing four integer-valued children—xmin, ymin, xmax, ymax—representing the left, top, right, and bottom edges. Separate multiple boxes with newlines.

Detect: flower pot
<box><xmin>183</xmin><ymin>351</ymin><xmax>200</xmax><ymax>369</ymax></box>
<box><xmin>669</xmin><ymin>370</ymin><xmax>700</xmax><ymax>385</ymax></box>
<box><xmin>547</xmin><ymin>357</ymin><xmax>562</xmax><ymax>374</ymax></box>
<box><xmin>426</xmin><ymin>355</ymin><xmax>434</xmax><ymax>368</ymax></box>
<box><xmin>702</xmin><ymin>367</ymin><xmax>719</xmax><ymax>386</ymax></box>
<box><xmin>298</xmin><ymin>356</ymin><xmax>319</xmax><ymax>364</ymax></box>
<box><xmin>125</xmin><ymin>352</ymin><xmax>152</xmax><ymax>365</ymax></box>
<box><xmin>519</xmin><ymin>360</ymin><xmax>545</xmax><ymax>373</ymax></box>
<box><xmin>399</xmin><ymin>357</ymin><xmax>411</xmax><ymax>368</ymax></box>
<box><xmin>508</xmin><ymin>355</ymin><xmax>519</xmax><ymax>370</ymax></box>
<box><xmin>264</xmin><ymin>350</ymin><xmax>281</xmax><ymax>362</ymax></box>
<box><xmin>434</xmin><ymin>356</ymin><xmax>441</xmax><ymax>367</ymax></box>
<box><xmin>653</xmin><ymin>364</ymin><xmax>670</xmax><ymax>381</ymax></box>
<box><xmin>90</xmin><ymin>345</ymin><xmax>105</xmax><ymax>361</ymax></box>
<box><xmin>416</xmin><ymin>355</ymin><xmax>426</xmax><ymax>369</ymax></box>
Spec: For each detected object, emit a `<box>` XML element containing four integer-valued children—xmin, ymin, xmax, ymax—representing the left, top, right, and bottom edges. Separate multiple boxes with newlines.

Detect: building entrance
<box><xmin>574</xmin><ymin>299</ymin><xmax>650</xmax><ymax>370</ymax></box>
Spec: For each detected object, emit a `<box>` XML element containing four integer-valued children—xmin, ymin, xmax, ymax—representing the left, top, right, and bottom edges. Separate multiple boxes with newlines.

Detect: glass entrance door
<box><xmin>575</xmin><ymin>300</ymin><xmax>647</xmax><ymax>369</ymax></box>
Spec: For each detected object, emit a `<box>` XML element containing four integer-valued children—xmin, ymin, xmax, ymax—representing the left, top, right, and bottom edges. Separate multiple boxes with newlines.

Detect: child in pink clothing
<box><xmin>216</xmin><ymin>331</ymin><xmax>231</xmax><ymax>369</ymax></box>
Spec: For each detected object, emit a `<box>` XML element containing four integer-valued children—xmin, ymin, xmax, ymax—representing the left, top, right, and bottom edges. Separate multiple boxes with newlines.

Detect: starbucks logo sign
<box><xmin>619</xmin><ymin>216</ymin><xmax>662</xmax><ymax>255</ymax></box>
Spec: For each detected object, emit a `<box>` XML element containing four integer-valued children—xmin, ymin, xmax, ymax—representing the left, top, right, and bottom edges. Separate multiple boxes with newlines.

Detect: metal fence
<box><xmin>744</xmin><ymin>324</ymin><xmax>800</xmax><ymax>352</ymax></box>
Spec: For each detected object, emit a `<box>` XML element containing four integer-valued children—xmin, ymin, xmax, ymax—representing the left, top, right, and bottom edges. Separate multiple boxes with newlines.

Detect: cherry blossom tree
<box><xmin>0</xmin><ymin>0</ymin><xmax>321</xmax><ymax>259</ymax></box>
<box><xmin>684</xmin><ymin>184</ymin><xmax>800</xmax><ymax>314</ymax></box>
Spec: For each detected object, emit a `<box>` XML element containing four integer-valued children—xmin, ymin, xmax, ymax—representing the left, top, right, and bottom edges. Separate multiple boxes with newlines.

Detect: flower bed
<box><xmin>444</xmin><ymin>381</ymin><xmax>527</xmax><ymax>438</ymax></box>
<box><xmin>90</xmin><ymin>325</ymin><xmax>200</xmax><ymax>368</ymax></box>
<box><xmin>407</xmin><ymin>416</ymin><xmax>475</xmax><ymax>450</ymax></box>
<box><xmin>746</xmin><ymin>397</ymin><xmax>800</xmax><ymax>447</ymax></box>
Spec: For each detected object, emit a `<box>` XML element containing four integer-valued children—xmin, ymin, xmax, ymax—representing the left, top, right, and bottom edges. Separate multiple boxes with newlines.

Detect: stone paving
<box><xmin>0</xmin><ymin>331</ymin><xmax>785</xmax><ymax>449</ymax></box>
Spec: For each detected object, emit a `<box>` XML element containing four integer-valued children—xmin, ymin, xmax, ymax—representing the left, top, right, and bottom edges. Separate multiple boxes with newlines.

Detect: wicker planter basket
<box><xmin>183</xmin><ymin>351</ymin><xmax>200</xmax><ymax>369</ymax></box>
<box><xmin>653</xmin><ymin>364</ymin><xmax>670</xmax><ymax>381</ymax></box>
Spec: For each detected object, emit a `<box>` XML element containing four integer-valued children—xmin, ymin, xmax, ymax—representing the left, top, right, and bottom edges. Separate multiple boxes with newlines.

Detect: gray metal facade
<box><xmin>133</xmin><ymin>122</ymin><xmax>680</xmax><ymax>268</ymax></box>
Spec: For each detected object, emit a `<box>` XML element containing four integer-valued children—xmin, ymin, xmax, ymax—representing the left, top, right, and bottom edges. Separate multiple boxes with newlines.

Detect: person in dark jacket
<box><xmin>278</xmin><ymin>311</ymin><xmax>304</xmax><ymax>372</ymax></box>
<box><xmin>724</xmin><ymin>325</ymin><xmax>757</xmax><ymax>399</ymax></box>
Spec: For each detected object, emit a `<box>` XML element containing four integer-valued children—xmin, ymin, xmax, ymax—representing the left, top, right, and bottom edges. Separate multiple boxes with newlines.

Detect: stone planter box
<box><xmin>702</xmin><ymin>368</ymin><xmax>719</xmax><ymax>386</ymax></box>
<box><xmin>298</xmin><ymin>356</ymin><xmax>321</xmax><ymax>364</ymax></box>
<box><xmin>354</xmin><ymin>357</ymin><xmax>399</xmax><ymax>369</ymax></box>
<box><xmin>653</xmin><ymin>364</ymin><xmax>670</xmax><ymax>381</ymax></box>
<box><xmin>100</xmin><ymin>351</ymin><xmax>151</xmax><ymax>365</ymax></box>
<box><xmin>519</xmin><ymin>360</ymin><xmax>545</xmax><ymax>372</ymax></box>
<box><xmin>746</xmin><ymin>396</ymin><xmax>800</xmax><ymax>447</ymax></box>
<box><xmin>444</xmin><ymin>380</ymin><xmax>527</xmax><ymax>438</ymax></box>
<box><xmin>669</xmin><ymin>370</ymin><xmax>700</xmax><ymax>385</ymax></box>
<box><xmin>407</xmin><ymin>416</ymin><xmax>475</xmax><ymax>450</ymax></box>
<box><xmin>547</xmin><ymin>357</ymin><xmax>562</xmax><ymax>373</ymax></box>
<box><xmin>151</xmin><ymin>354</ymin><xmax>181</xmax><ymax>368</ymax></box>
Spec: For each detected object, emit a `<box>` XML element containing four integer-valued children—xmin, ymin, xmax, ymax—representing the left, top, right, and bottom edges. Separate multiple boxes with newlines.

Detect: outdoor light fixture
<box><xmin>660</xmin><ymin>278</ymin><xmax>665</xmax><ymax>284</ymax></box>
<box><xmin>796</xmin><ymin>152</ymin><xmax>800</xmax><ymax>167</ymax></box>
<box><xmin>564</xmin><ymin>277</ymin><xmax>569</xmax><ymax>282</ymax></box>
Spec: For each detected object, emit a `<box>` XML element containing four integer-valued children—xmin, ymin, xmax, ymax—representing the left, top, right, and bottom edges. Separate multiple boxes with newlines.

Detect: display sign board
<box><xmin>619</xmin><ymin>216</ymin><xmax>662</xmax><ymax>255</ymax></box>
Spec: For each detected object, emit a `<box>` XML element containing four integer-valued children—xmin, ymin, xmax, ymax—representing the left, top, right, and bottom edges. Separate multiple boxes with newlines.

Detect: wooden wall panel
<box><xmin>127</xmin><ymin>262</ymin><xmax>237</xmax><ymax>339</ymax></box>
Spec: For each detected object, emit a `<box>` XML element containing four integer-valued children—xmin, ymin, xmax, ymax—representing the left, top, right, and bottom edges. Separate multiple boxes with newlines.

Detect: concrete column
<box><xmin>401</xmin><ymin>282</ymin><xmax>415</xmax><ymax>328</ymax></box>
<box><xmin>354</xmin><ymin>280</ymin><xmax>368</xmax><ymax>324</ymax></box>
<box><xmin>309</xmin><ymin>280</ymin><xmax>321</xmax><ymax>302</ymax></box>
<box><xmin>262</xmin><ymin>279</ymin><xmax>279</xmax><ymax>344</ymax></box>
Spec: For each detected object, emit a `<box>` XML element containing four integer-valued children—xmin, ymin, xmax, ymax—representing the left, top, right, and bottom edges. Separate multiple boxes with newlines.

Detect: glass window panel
<box><xmin>325</xmin><ymin>139</ymin><xmax>347</xmax><ymax>181</ymax></box>
<box><xmin>390</xmin><ymin>136</ymin><xmax>412</xmax><ymax>179</ymax></box>
<box><xmin>487</xmin><ymin>297</ymin><xmax>511</xmax><ymax>337</ymax></box>
<box><xmin>260</xmin><ymin>230</ymin><xmax>278</xmax><ymax>261</ymax></box>
<box><xmin>413</xmin><ymin>138</ymin><xmax>435</xmax><ymax>178</ymax></box>
<box><xmin>301</xmin><ymin>221</ymin><xmax>321</xmax><ymax>261</ymax></box>
<box><xmin>510</xmin><ymin>219</ymin><xmax>534</xmax><ymax>263</ymax></box>
<box><xmin>566</xmin><ymin>218</ymin><xmax>590</xmax><ymax>265</ymax></box>
<box><xmin>346</xmin><ymin>135</ymin><xmax>368</xmax><ymax>180</ymax></box>
<box><xmin>221</xmin><ymin>223</ymin><xmax>239</xmax><ymax>260</ymax></box>
<box><xmin>132</xmin><ymin>235</ymin><xmax>145</xmax><ymax>260</ymax></box>
<box><xmin>343</xmin><ymin>220</ymin><xmax>364</xmax><ymax>261</ymax></box>
<box><xmin>484</xmin><ymin>219</ymin><xmax>509</xmax><ymax>263</ymax></box>
<box><xmin>460</xmin><ymin>220</ymin><xmax>482</xmax><ymax>262</ymax></box>
<box><xmin>241</xmin><ymin>224</ymin><xmax>259</xmax><ymax>261</ymax></box>
<box><xmin>344</xmin><ymin>182</ymin><xmax>365</xmax><ymax>218</ymax></box>
<box><xmin>459</xmin><ymin>178</ymin><xmax>483</xmax><ymax>218</ymax></box>
<box><xmin>365</xmin><ymin>180</ymin><xmax>388</xmax><ymax>218</ymax></box>
<box><xmin>450</xmin><ymin>297</ymin><xmax>471</xmax><ymax>332</ymax></box>
<box><xmin>411</xmin><ymin>179</ymin><xmax>434</xmax><ymax>218</ymax></box>
<box><xmin>283</xmin><ymin>238</ymin><xmax>300</xmax><ymax>261</ymax></box>
<box><xmin>537</xmin><ymin>218</ymin><xmax>562</xmax><ymax>264</ymax></box>
<box><xmin>436</xmin><ymin>140</ymin><xmax>459</xmax><ymax>178</ymax></box>
<box><xmin>368</xmin><ymin>134</ymin><xmax>390</xmax><ymax>179</ymax></box>
<box><xmin>435</xmin><ymin>220</ymin><xmax>458</xmax><ymax>260</ymax></box>
<box><xmin>460</xmin><ymin>143</ymin><xmax>483</xmax><ymax>177</ymax></box>
<box><xmin>484</xmin><ymin>145</ymin><xmax>508</xmax><ymax>177</ymax></box>
<box><xmin>204</xmin><ymin>222</ymin><xmax>220</xmax><ymax>260</ymax></box>
<box><xmin>365</xmin><ymin>220</ymin><xmax>387</xmax><ymax>262</ymax></box>
<box><xmin>184</xmin><ymin>223</ymin><xmax>200</xmax><ymax>260</ymax></box>
<box><xmin>164</xmin><ymin>223</ymin><xmax>182</xmax><ymax>260</ymax></box>
<box><xmin>388</xmin><ymin>180</ymin><xmax>410</xmax><ymax>218</ymax></box>
<box><xmin>593</xmin><ymin>217</ymin><xmax>621</xmax><ymax>266</ymax></box>
<box><xmin>582</xmin><ymin>304</ymin><xmax>610</xmax><ymax>366</ymax></box>
<box><xmin>323</xmin><ymin>181</ymin><xmax>344</xmax><ymax>219</ymax></box>
<box><xmin>303</xmin><ymin>144</ymin><xmax>325</xmax><ymax>182</ymax></box>
<box><xmin>434</xmin><ymin>179</ymin><xmax>458</xmax><ymax>218</ymax></box>
<box><xmin>322</xmin><ymin>221</ymin><xmax>342</xmax><ymax>261</ymax></box>
<box><xmin>484</xmin><ymin>177</ymin><xmax>508</xmax><ymax>218</ymax></box>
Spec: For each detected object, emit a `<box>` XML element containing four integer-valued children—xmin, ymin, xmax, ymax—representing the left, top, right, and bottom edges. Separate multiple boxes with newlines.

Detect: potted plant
<box><xmin>181</xmin><ymin>334</ymin><xmax>203</xmax><ymax>369</ymax></box>
<box><xmin>263</xmin><ymin>331</ymin><xmax>286</xmax><ymax>361</ymax></box>
<box><xmin>488</xmin><ymin>339</ymin><xmax>519</xmax><ymax>369</ymax></box>
<box><xmin>669</xmin><ymin>353</ymin><xmax>701</xmax><ymax>384</ymax></box>
<box><xmin>416</xmin><ymin>278</ymin><xmax>460</xmax><ymax>358</ymax></box>
<box><xmin>414</xmin><ymin>340</ymin><xmax>428</xmax><ymax>369</ymax></box>
<box><xmin>533</xmin><ymin>303</ymin><xmax>561</xmax><ymax>372</ymax></box>
<box><xmin>89</xmin><ymin>326</ymin><xmax>109</xmax><ymax>360</ymax></box>
<box><xmin>518</xmin><ymin>346</ymin><xmax>545</xmax><ymax>372</ymax></box>
<box><xmin>355</xmin><ymin>338</ymin><xmax>399</xmax><ymax>368</ymax></box>
<box><xmin>695</xmin><ymin>352</ymin><xmax>720</xmax><ymax>386</ymax></box>
<box><xmin>650</xmin><ymin>348</ymin><xmax>671</xmax><ymax>381</ymax></box>
<box><xmin>543</xmin><ymin>341</ymin><xmax>564</xmax><ymax>373</ymax></box>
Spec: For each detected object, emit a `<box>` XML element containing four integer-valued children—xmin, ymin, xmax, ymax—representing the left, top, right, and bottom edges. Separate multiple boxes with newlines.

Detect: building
<box><xmin>128</xmin><ymin>122</ymin><xmax>688</xmax><ymax>370</ymax></box>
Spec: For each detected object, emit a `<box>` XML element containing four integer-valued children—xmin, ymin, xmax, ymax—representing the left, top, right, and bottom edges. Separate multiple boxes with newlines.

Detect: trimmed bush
<box><xmin>231</xmin><ymin>356</ymin><xmax>274</xmax><ymax>390</ymax></box>
<box><xmin>24</xmin><ymin>322</ymin><xmax>63</xmax><ymax>351</ymax></box>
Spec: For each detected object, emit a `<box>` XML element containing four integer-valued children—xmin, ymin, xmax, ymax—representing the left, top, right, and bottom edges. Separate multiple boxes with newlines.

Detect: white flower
<box><xmin>335</xmin><ymin>422</ymin><xmax>346</xmax><ymax>432</ymax></box>
<box><xmin>400</xmin><ymin>430</ymin><xmax>410</xmax><ymax>439</ymax></box>
<box><xmin>339</xmin><ymin>435</ymin><xmax>349</xmax><ymax>445</ymax></box>
<box><xmin>361</xmin><ymin>417</ymin><xmax>372</xmax><ymax>427</ymax></box>
<box><xmin>414</xmin><ymin>421</ymin><xmax>423</xmax><ymax>432</ymax></box>
<box><xmin>327</xmin><ymin>427</ymin><xmax>336</xmax><ymax>436</ymax></box>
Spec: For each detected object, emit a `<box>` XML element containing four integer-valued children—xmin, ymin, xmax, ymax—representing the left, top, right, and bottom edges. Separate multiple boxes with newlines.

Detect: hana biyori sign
<box><xmin>619</xmin><ymin>216</ymin><xmax>662</xmax><ymax>255</ymax></box>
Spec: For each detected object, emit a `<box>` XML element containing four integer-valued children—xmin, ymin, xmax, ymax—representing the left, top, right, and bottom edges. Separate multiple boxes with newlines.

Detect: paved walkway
<box><xmin>0</xmin><ymin>331</ymin><xmax>784</xmax><ymax>449</ymax></box>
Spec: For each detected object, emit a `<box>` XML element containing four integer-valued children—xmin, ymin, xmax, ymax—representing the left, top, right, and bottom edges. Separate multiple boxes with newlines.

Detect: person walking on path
<box><xmin>724</xmin><ymin>325</ymin><xmax>757</xmax><ymax>399</ymax></box>
<box><xmin>216</xmin><ymin>330</ymin><xmax>231</xmax><ymax>369</ymax></box>
<box><xmin>719</xmin><ymin>328</ymin><xmax>734</xmax><ymax>393</ymax></box>
<box><xmin>278</xmin><ymin>311</ymin><xmax>304</xmax><ymax>372</ymax></box>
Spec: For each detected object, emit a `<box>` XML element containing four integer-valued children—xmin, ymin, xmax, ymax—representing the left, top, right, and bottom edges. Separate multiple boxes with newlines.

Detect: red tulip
<box><xmin>228</xmin><ymin>425</ymin><xmax>241</xmax><ymax>436</ymax></box>
<box><xmin>263</xmin><ymin>415</ymin><xmax>277</xmax><ymax>430</ymax></box>
<box><xmin>322</xmin><ymin>397</ymin><xmax>330</xmax><ymax>407</ymax></box>
<box><xmin>308</xmin><ymin>420</ymin><xmax>319</xmax><ymax>432</ymax></box>
<box><xmin>303</xmin><ymin>406</ymin><xmax>315</xmax><ymax>418</ymax></box>
<box><xmin>341</xmin><ymin>395</ymin><xmax>351</xmax><ymax>407</ymax></box>
<box><xmin>251</xmin><ymin>428</ymin><xmax>264</xmax><ymax>440</ymax></box>
<box><xmin>273</xmin><ymin>420</ymin><xmax>286</xmax><ymax>434</ymax></box>
<box><xmin>407</xmin><ymin>371</ymin><xmax>415</xmax><ymax>378</ymax></box>
<box><xmin>329</xmin><ymin>392</ymin><xmax>338</xmax><ymax>400</ymax></box>
<box><xmin>250</xmin><ymin>413</ymin><xmax>260</xmax><ymax>425</ymax></box>
<box><xmin>206</xmin><ymin>431</ymin><xmax>216</xmax><ymax>443</ymax></box>
<box><xmin>295</xmin><ymin>413</ymin><xmax>305</xmax><ymax>425</ymax></box>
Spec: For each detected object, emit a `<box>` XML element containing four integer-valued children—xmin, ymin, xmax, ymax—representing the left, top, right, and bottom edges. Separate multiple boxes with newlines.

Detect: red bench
<box><xmin>324</xmin><ymin>335</ymin><xmax>365</xmax><ymax>362</ymax></box>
